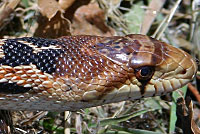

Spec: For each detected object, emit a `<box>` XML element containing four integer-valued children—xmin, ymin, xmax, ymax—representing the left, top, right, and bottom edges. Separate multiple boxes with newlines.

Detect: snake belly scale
<box><xmin>0</xmin><ymin>34</ymin><xmax>197</xmax><ymax>111</ymax></box>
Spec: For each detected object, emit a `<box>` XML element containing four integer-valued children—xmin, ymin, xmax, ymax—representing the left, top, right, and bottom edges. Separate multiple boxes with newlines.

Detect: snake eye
<box><xmin>134</xmin><ymin>66</ymin><xmax>154</xmax><ymax>81</ymax></box>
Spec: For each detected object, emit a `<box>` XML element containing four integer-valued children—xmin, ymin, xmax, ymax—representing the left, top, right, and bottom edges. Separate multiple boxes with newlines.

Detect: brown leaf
<box><xmin>176</xmin><ymin>97</ymin><xmax>200</xmax><ymax>134</ymax></box>
<box><xmin>38</xmin><ymin>0</ymin><xmax>63</xmax><ymax>20</ymax></box>
<box><xmin>72</xmin><ymin>2</ymin><xmax>115</xmax><ymax>36</ymax></box>
<box><xmin>58</xmin><ymin>0</ymin><xmax>76</xmax><ymax>10</ymax></box>
<box><xmin>34</xmin><ymin>12</ymin><xmax>71</xmax><ymax>38</ymax></box>
<box><xmin>63</xmin><ymin>0</ymin><xmax>91</xmax><ymax>21</ymax></box>
<box><xmin>0</xmin><ymin>0</ymin><xmax>20</xmax><ymax>31</ymax></box>
<box><xmin>35</xmin><ymin>0</ymin><xmax>91</xmax><ymax>38</ymax></box>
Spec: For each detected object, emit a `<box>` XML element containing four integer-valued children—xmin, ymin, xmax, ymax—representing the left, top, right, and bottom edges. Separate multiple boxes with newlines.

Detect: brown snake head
<box><xmin>0</xmin><ymin>34</ymin><xmax>197</xmax><ymax>111</ymax></box>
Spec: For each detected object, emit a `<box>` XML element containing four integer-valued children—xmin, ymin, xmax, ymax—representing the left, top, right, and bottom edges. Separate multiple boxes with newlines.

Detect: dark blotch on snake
<box><xmin>0</xmin><ymin>82</ymin><xmax>32</xmax><ymax>94</ymax></box>
<box><xmin>17</xmin><ymin>37</ymin><xmax>59</xmax><ymax>47</ymax></box>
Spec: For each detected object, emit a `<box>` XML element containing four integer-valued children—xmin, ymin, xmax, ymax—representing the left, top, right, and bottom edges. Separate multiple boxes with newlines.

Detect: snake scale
<box><xmin>0</xmin><ymin>34</ymin><xmax>197</xmax><ymax>111</ymax></box>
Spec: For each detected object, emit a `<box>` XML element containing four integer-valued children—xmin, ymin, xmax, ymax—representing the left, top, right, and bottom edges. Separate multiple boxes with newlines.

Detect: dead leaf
<box><xmin>63</xmin><ymin>0</ymin><xmax>90</xmax><ymax>21</ymax></box>
<box><xmin>72</xmin><ymin>2</ymin><xmax>115</xmax><ymax>36</ymax></box>
<box><xmin>34</xmin><ymin>12</ymin><xmax>71</xmax><ymax>38</ymax></box>
<box><xmin>0</xmin><ymin>0</ymin><xmax>20</xmax><ymax>31</ymax></box>
<box><xmin>176</xmin><ymin>97</ymin><xmax>200</xmax><ymax>134</ymax></box>
<box><xmin>38</xmin><ymin>0</ymin><xmax>63</xmax><ymax>20</ymax></box>
<box><xmin>58</xmin><ymin>0</ymin><xmax>76</xmax><ymax>10</ymax></box>
<box><xmin>35</xmin><ymin>0</ymin><xmax>91</xmax><ymax>38</ymax></box>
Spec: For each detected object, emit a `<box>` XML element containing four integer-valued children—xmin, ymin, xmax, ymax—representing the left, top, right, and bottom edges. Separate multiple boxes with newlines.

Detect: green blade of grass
<box><xmin>90</xmin><ymin>109</ymin><xmax>154</xmax><ymax>128</ymax></box>
<box><xmin>123</xmin><ymin>1</ymin><xmax>145</xmax><ymax>34</ymax></box>
<box><xmin>110</xmin><ymin>125</ymin><xmax>161</xmax><ymax>134</ymax></box>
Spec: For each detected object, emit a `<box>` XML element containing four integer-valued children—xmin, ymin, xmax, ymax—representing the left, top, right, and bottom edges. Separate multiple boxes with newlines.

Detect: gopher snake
<box><xmin>0</xmin><ymin>34</ymin><xmax>197</xmax><ymax>111</ymax></box>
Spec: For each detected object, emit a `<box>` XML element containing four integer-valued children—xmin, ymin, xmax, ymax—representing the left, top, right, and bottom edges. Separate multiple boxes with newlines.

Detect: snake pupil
<box><xmin>134</xmin><ymin>66</ymin><xmax>154</xmax><ymax>81</ymax></box>
<box><xmin>141</xmin><ymin>67</ymin><xmax>151</xmax><ymax>76</ymax></box>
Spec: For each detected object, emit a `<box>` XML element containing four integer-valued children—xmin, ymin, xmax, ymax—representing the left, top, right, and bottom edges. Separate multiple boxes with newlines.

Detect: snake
<box><xmin>0</xmin><ymin>34</ymin><xmax>197</xmax><ymax>111</ymax></box>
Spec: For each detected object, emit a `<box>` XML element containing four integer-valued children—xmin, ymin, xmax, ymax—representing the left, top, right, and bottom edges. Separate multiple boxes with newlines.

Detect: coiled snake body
<box><xmin>0</xmin><ymin>34</ymin><xmax>197</xmax><ymax>111</ymax></box>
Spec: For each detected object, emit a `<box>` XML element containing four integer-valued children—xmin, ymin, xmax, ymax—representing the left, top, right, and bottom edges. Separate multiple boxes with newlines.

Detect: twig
<box><xmin>152</xmin><ymin>0</ymin><xmax>182</xmax><ymax>39</ymax></box>
<box><xmin>188</xmin><ymin>83</ymin><xmax>200</xmax><ymax>103</ymax></box>
<box><xmin>141</xmin><ymin>0</ymin><xmax>166</xmax><ymax>34</ymax></box>
<box><xmin>64</xmin><ymin>111</ymin><xmax>71</xmax><ymax>134</ymax></box>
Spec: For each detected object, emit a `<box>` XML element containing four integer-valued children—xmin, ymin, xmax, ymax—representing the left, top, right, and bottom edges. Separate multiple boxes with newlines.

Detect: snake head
<box><xmin>96</xmin><ymin>34</ymin><xmax>197</xmax><ymax>101</ymax></box>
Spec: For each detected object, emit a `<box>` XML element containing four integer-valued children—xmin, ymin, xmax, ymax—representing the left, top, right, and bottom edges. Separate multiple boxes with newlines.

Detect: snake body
<box><xmin>0</xmin><ymin>34</ymin><xmax>197</xmax><ymax>111</ymax></box>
